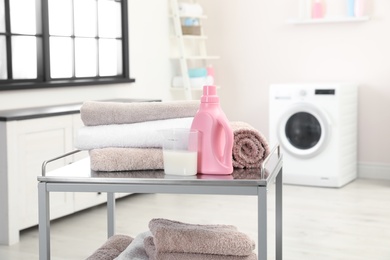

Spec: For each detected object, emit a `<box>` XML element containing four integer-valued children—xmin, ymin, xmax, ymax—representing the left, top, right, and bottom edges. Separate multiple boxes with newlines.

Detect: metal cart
<box><xmin>38</xmin><ymin>146</ymin><xmax>283</xmax><ymax>260</ymax></box>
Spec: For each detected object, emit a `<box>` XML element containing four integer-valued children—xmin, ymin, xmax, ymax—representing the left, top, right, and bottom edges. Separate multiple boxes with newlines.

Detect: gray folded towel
<box><xmin>144</xmin><ymin>236</ymin><xmax>257</xmax><ymax>260</ymax></box>
<box><xmin>85</xmin><ymin>234</ymin><xmax>133</xmax><ymax>260</ymax></box>
<box><xmin>114</xmin><ymin>231</ymin><xmax>151</xmax><ymax>260</ymax></box>
<box><xmin>89</xmin><ymin>148</ymin><xmax>163</xmax><ymax>172</ymax></box>
<box><xmin>230</xmin><ymin>121</ymin><xmax>270</xmax><ymax>169</ymax></box>
<box><xmin>80</xmin><ymin>100</ymin><xmax>199</xmax><ymax>126</ymax></box>
<box><xmin>148</xmin><ymin>218</ymin><xmax>255</xmax><ymax>256</ymax></box>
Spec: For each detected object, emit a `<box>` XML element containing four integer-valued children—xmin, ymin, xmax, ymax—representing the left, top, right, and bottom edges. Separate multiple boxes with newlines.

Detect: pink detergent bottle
<box><xmin>190</xmin><ymin>85</ymin><xmax>234</xmax><ymax>175</ymax></box>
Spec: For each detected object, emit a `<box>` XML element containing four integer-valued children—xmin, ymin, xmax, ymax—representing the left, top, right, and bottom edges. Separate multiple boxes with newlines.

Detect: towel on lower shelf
<box><xmin>148</xmin><ymin>218</ymin><xmax>255</xmax><ymax>256</ymax></box>
<box><xmin>75</xmin><ymin>117</ymin><xmax>193</xmax><ymax>150</ymax></box>
<box><xmin>81</xmin><ymin>100</ymin><xmax>199</xmax><ymax>126</ymax></box>
<box><xmin>144</xmin><ymin>236</ymin><xmax>257</xmax><ymax>260</ymax></box>
<box><xmin>85</xmin><ymin>234</ymin><xmax>133</xmax><ymax>260</ymax></box>
<box><xmin>89</xmin><ymin>148</ymin><xmax>163</xmax><ymax>172</ymax></box>
<box><xmin>115</xmin><ymin>231</ymin><xmax>151</xmax><ymax>260</ymax></box>
<box><xmin>230</xmin><ymin>121</ymin><xmax>270</xmax><ymax>169</ymax></box>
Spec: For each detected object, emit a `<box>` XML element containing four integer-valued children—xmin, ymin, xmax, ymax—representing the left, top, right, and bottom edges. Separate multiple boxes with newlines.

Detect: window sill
<box><xmin>0</xmin><ymin>77</ymin><xmax>136</xmax><ymax>91</ymax></box>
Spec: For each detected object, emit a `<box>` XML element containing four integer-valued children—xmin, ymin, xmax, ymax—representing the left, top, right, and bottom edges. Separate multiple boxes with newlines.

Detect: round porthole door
<box><xmin>277</xmin><ymin>103</ymin><xmax>331</xmax><ymax>158</ymax></box>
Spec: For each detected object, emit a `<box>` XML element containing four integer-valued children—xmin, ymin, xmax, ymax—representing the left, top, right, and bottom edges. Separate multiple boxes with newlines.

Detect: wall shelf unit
<box><xmin>169</xmin><ymin>0</ymin><xmax>219</xmax><ymax>100</ymax></box>
<box><xmin>169</xmin><ymin>14</ymin><xmax>208</xmax><ymax>19</ymax></box>
<box><xmin>170</xmin><ymin>55</ymin><xmax>219</xmax><ymax>60</ymax></box>
<box><xmin>287</xmin><ymin>16</ymin><xmax>370</xmax><ymax>25</ymax></box>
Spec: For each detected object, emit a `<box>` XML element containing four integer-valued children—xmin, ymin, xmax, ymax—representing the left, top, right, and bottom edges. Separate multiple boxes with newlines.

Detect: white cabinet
<box><xmin>0</xmin><ymin>114</ymin><xmax>77</xmax><ymax>244</ymax></box>
<box><xmin>15</xmin><ymin>116</ymin><xmax>75</xmax><ymax>230</ymax></box>
<box><xmin>0</xmin><ymin>111</ymin><xmax>101</xmax><ymax>245</ymax></box>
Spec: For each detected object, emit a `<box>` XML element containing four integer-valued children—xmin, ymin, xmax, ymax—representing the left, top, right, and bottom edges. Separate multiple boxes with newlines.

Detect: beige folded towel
<box><xmin>85</xmin><ymin>234</ymin><xmax>133</xmax><ymax>260</ymax></box>
<box><xmin>80</xmin><ymin>100</ymin><xmax>199</xmax><ymax>126</ymax></box>
<box><xmin>144</xmin><ymin>236</ymin><xmax>257</xmax><ymax>260</ymax></box>
<box><xmin>148</xmin><ymin>218</ymin><xmax>255</xmax><ymax>256</ymax></box>
<box><xmin>91</xmin><ymin>170</ymin><xmax>165</xmax><ymax>178</ymax></box>
<box><xmin>233</xmin><ymin>168</ymin><xmax>269</xmax><ymax>179</ymax></box>
<box><xmin>230</xmin><ymin>121</ymin><xmax>270</xmax><ymax>169</ymax></box>
<box><xmin>89</xmin><ymin>148</ymin><xmax>163</xmax><ymax>172</ymax></box>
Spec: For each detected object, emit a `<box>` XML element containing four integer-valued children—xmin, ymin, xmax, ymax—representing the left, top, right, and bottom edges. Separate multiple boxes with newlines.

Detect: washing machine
<box><xmin>269</xmin><ymin>83</ymin><xmax>358</xmax><ymax>187</ymax></box>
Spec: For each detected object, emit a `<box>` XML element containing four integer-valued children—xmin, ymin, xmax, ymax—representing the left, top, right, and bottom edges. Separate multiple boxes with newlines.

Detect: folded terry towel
<box><xmin>85</xmin><ymin>234</ymin><xmax>133</xmax><ymax>260</ymax></box>
<box><xmin>81</xmin><ymin>100</ymin><xmax>199</xmax><ymax>126</ymax></box>
<box><xmin>89</xmin><ymin>148</ymin><xmax>163</xmax><ymax>172</ymax></box>
<box><xmin>144</xmin><ymin>236</ymin><xmax>257</xmax><ymax>260</ymax></box>
<box><xmin>230</xmin><ymin>121</ymin><xmax>270</xmax><ymax>169</ymax></box>
<box><xmin>115</xmin><ymin>231</ymin><xmax>151</xmax><ymax>260</ymax></box>
<box><xmin>178</xmin><ymin>3</ymin><xmax>203</xmax><ymax>16</ymax></box>
<box><xmin>91</xmin><ymin>170</ymin><xmax>165</xmax><ymax>178</ymax></box>
<box><xmin>148</xmin><ymin>218</ymin><xmax>255</xmax><ymax>256</ymax></box>
<box><xmin>233</xmin><ymin>168</ymin><xmax>268</xmax><ymax>179</ymax></box>
<box><xmin>75</xmin><ymin>117</ymin><xmax>193</xmax><ymax>150</ymax></box>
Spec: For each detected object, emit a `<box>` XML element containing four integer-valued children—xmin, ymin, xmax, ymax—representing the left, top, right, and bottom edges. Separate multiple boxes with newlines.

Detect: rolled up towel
<box><xmin>230</xmin><ymin>121</ymin><xmax>270</xmax><ymax>169</ymax></box>
<box><xmin>81</xmin><ymin>100</ymin><xmax>199</xmax><ymax>126</ymax></box>
<box><xmin>144</xmin><ymin>236</ymin><xmax>257</xmax><ymax>260</ymax></box>
<box><xmin>75</xmin><ymin>117</ymin><xmax>194</xmax><ymax>150</ymax></box>
<box><xmin>85</xmin><ymin>234</ymin><xmax>133</xmax><ymax>260</ymax></box>
<box><xmin>89</xmin><ymin>148</ymin><xmax>163</xmax><ymax>172</ymax></box>
<box><xmin>148</xmin><ymin>218</ymin><xmax>255</xmax><ymax>256</ymax></box>
<box><xmin>115</xmin><ymin>231</ymin><xmax>151</xmax><ymax>260</ymax></box>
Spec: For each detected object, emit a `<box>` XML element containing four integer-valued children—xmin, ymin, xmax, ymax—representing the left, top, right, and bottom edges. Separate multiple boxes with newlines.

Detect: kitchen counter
<box><xmin>0</xmin><ymin>98</ymin><xmax>161</xmax><ymax>121</ymax></box>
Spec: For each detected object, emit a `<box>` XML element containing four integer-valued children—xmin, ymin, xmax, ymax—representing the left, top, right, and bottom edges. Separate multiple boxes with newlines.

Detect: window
<box><xmin>0</xmin><ymin>0</ymin><xmax>133</xmax><ymax>91</ymax></box>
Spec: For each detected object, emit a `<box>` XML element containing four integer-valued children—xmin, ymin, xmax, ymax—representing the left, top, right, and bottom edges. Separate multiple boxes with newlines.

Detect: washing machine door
<box><xmin>278</xmin><ymin>103</ymin><xmax>331</xmax><ymax>158</ymax></box>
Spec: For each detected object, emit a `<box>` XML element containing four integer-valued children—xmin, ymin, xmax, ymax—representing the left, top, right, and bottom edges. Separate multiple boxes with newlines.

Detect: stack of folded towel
<box><xmin>76</xmin><ymin>100</ymin><xmax>270</xmax><ymax>172</ymax></box>
<box><xmin>144</xmin><ymin>218</ymin><xmax>257</xmax><ymax>260</ymax></box>
<box><xmin>76</xmin><ymin>100</ymin><xmax>199</xmax><ymax>172</ymax></box>
<box><xmin>113</xmin><ymin>218</ymin><xmax>257</xmax><ymax>260</ymax></box>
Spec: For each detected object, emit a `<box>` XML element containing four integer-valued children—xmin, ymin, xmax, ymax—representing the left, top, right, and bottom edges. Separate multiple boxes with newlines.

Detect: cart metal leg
<box><xmin>258</xmin><ymin>167</ymin><xmax>283</xmax><ymax>260</ymax></box>
<box><xmin>38</xmin><ymin>182</ymin><xmax>50</xmax><ymax>260</ymax></box>
<box><xmin>107</xmin><ymin>192</ymin><xmax>115</xmax><ymax>238</ymax></box>
<box><xmin>258</xmin><ymin>187</ymin><xmax>267</xmax><ymax>260</ymax></box>
<box><xmin>275</xmin><ymin>167</ymin><xmax>283</xmax><ymax>260</ymax></box>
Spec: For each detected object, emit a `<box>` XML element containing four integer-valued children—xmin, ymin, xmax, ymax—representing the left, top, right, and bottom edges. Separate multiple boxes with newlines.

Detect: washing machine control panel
<box><xmin>315</xmin><ymin>89</ymin><xmax>336</xmax><ymax>95</ymax></box>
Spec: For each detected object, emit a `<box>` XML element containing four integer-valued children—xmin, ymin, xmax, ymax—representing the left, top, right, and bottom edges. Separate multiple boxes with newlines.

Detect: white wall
<box><xmin>199</xmin><ymin>0</ymin><xmax>390</xmax><ymax>177</ymax></box>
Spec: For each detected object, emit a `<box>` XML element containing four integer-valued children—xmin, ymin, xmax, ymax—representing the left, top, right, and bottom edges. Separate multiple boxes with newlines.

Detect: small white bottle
<box><xmin>299</xmin><ymin>0</ymin><xmax>312</xmax><ymax>19</ymax></box>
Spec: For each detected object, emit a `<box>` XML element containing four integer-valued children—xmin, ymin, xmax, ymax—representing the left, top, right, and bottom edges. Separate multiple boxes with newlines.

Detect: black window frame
<box><xmin>0</xmin><ymin>0</ymin><xmax>134</xmax><ymax>91</ymax></box>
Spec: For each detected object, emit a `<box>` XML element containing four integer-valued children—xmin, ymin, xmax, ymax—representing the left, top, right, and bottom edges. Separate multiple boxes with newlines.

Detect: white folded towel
<box><xmin>75</xmin><ymin>117</ymin><xmax>193</xmax><ymax>150</ymax></box>
<box><xmin>178</xmin><ymin>3</ymin><xmax>203</xmax><ymax>16</ymax></box>
<box><xmin>115</xmin><ymin>231</ymin><xmax>151</xmax><ymax>260</ymax></box>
